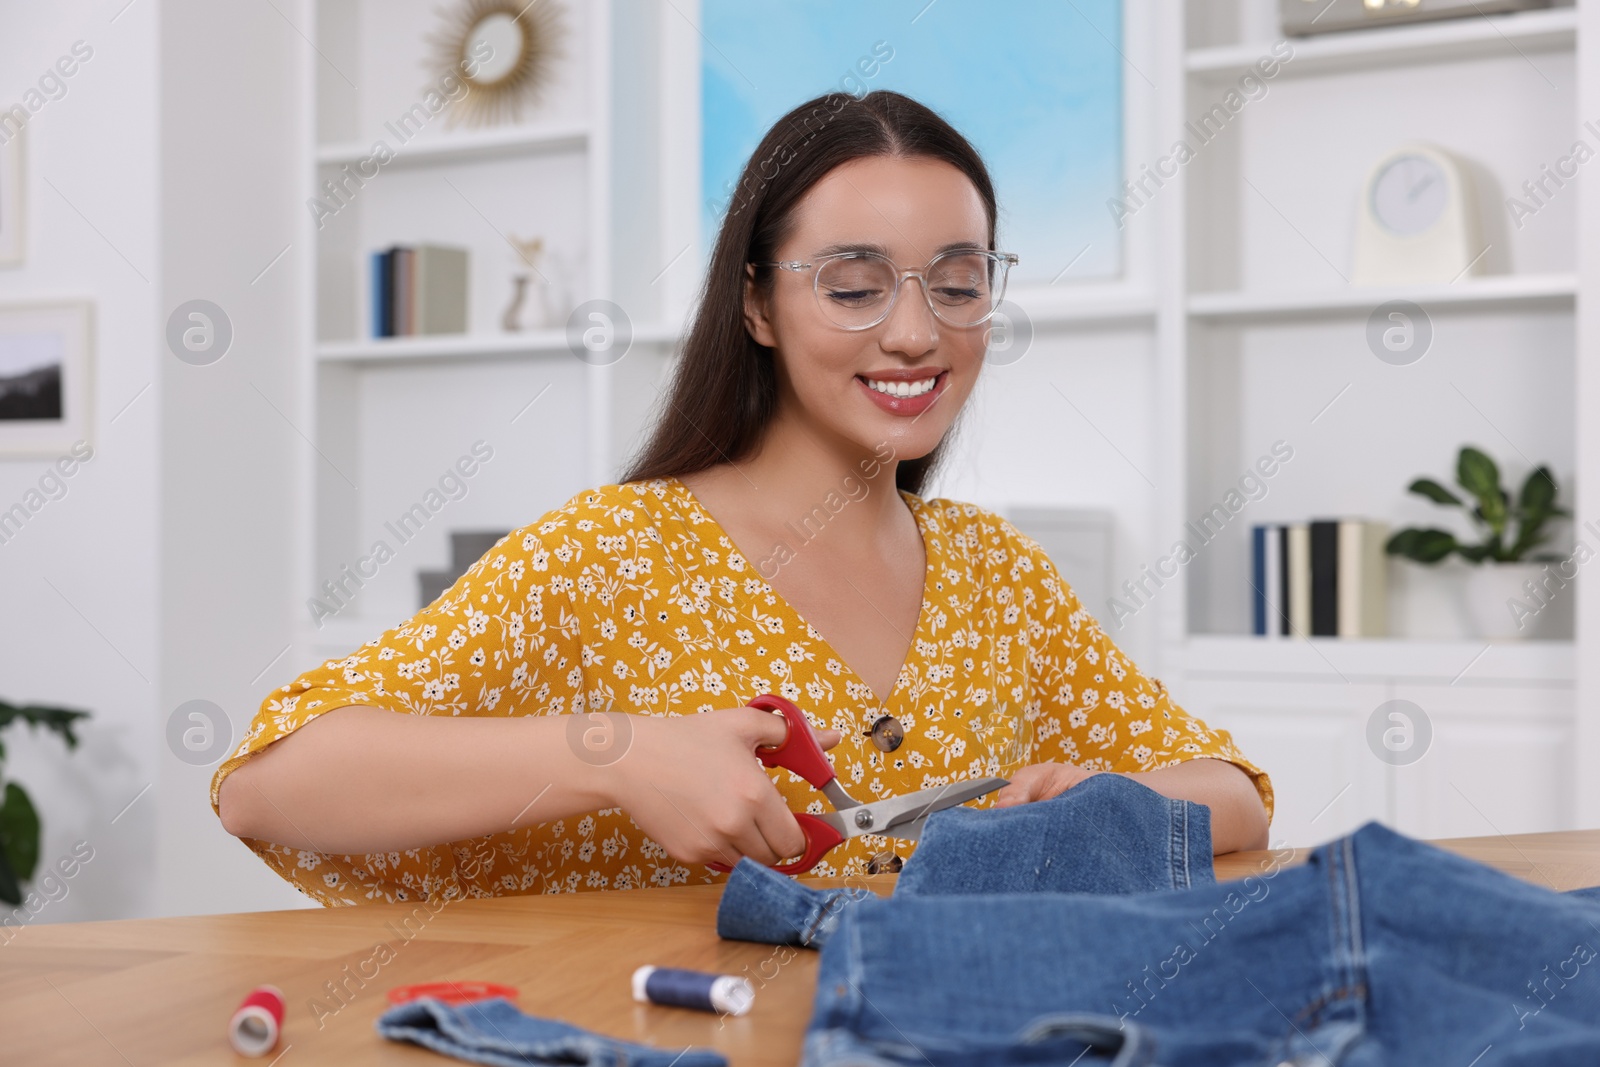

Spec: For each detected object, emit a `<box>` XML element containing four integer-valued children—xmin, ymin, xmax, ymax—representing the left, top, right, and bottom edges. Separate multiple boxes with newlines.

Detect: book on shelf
<box><xmin>369</xmin><ymin>244</ymin><xmax>469</xmax><ymax>338</ymax></box>
<box><xmin>1252</xmin><ymin>520</ymin><xmax>1388</xmax><ymax>638</ymax></box>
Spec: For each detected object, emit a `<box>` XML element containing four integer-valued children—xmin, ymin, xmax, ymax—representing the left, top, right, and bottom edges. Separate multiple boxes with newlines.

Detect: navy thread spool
<box><xmin>631</xmin><ymin>965</ymin><xmax>754</xmax><ymax>1016</ymax></box>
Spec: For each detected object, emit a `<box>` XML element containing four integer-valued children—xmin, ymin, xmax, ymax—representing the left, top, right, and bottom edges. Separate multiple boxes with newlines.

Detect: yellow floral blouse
<box><xmin>211</xmin><ymin>476</ymin><xmax>1273</xmax><ymax>906</ymax></box>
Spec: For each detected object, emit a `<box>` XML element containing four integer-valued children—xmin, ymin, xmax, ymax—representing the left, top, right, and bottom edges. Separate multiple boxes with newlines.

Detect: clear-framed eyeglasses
<box><xmin>754</xmin><ymin>248</ymin><xmax>1019</xmax><ymax>330</ymax></box>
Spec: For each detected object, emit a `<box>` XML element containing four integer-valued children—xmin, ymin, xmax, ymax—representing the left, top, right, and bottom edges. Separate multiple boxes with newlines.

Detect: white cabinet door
<box><xmin>1178</xmin><ymin>678</ymin><xmax>1390</xmax><ymax>850</ymax></box>
<box><xmin>1387</xmin><ymin>684</ymin><xmax>1574</xmax><ymax>841</ymax></box>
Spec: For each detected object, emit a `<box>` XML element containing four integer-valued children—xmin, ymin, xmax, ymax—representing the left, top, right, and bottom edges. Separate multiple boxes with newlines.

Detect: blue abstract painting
<box><xmin>700</xmin><ymin>0</ymin><xmax>1125</xmax><ymax>284</ymax></box>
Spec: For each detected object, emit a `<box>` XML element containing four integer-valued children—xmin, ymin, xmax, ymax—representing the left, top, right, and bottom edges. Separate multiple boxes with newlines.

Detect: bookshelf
<box><xmin>315</xmin><ymin>323</ymin><xmax>682</xmax><ymax>366</ymax></box>
<box><xmin>295</xmin><ymin>0</ymin><xmax>689</xmax><ymax>670</ymax></box>
<box><xmin>1186</xmin><ymin>272</ymin><xmax>1576</xmax><ymax>319</ymax></box>
<box><xmin>314</xmin><ymin>120</ymin><xmax>591</xmax><ymax>168</ymax></box>
<box><xmin>1154</xmin><ymin>1</ymin><xmax>1591</xmax><ymax>846</ymax></box>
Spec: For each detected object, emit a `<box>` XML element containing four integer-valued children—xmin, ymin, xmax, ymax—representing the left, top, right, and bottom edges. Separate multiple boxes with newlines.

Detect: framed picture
<box><xmin>0</xmin><ymin>126</ymin><xmax>22</xmax><ymax>266</ymax></box>
<box><xmin>0</xmin><ymin>301</ymin><xmax>93</xmax><ymax>456</ymax></box>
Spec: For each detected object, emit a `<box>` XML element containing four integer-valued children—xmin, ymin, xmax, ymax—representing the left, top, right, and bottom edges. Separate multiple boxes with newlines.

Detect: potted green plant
<box><xmin>1385</xmin><ymin>445</ymin><xmax>1568</xmax><ymax>639</ymax></box>
<box><xmin>0</xmin><ymin>698</ymin><xmax>91</xmax><ymax>906</ymax></box>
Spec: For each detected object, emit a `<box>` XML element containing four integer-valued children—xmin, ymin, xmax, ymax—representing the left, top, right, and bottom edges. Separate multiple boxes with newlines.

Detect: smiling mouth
<box><xmin>856</xmin><ymin>371</ymin><xmax>945</xmax><ymax>399</ymax></box>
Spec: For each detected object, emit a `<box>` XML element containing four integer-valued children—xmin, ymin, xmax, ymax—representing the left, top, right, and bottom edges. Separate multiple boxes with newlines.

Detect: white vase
<box><xmin>1462</xmin><ymin>561</ymin><xmax>1568</xmax><ymax>640</ymax></box>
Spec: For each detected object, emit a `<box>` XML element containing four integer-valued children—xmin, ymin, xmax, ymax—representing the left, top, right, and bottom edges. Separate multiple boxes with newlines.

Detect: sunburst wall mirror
<box><xmin>430</xmin><ymin>0</ymin><xmax>567</xmax><ymax>127</ymax></box>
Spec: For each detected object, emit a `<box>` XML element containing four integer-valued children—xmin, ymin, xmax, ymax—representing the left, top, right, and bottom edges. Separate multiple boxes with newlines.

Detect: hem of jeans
<box><xmin>802</xmin><ymin>1010</ymin><xmax>1151</xmax><ymax>1067</ymax></box>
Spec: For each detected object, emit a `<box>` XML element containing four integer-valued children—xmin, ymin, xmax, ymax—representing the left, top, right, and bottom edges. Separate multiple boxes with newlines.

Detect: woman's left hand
<box><xmin>991</xmin><ymin>761</ymin><xmax>1104</xmax><ymax>808</ymax></box>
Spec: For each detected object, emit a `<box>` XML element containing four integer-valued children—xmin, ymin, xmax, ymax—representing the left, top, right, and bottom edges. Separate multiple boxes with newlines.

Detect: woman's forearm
<box><xmin>1122</xmin><ymin>757</ymin><xmax>1270</xmax><ymax>854</ymax></box>
<box><xmin>216</xmin><ymin>705</ymin><xmax>617</xmax><ymax>854</ymax></box>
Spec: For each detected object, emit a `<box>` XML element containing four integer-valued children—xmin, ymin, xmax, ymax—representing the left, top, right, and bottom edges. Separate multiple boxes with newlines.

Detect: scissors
<box><xmin>707</xmin><ymin>693</ymin><xmax>1009</xmax><ymax>876</ymax></box>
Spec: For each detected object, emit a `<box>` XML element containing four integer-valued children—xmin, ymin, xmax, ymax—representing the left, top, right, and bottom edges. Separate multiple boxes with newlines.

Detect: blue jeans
<box><xmin>801</xmin><ymin>821</ymin><xmax>1600</xmax><ymax>1066</ymax></box>
<box><xmin>375</xmin><ymin>995</ymin><xmax>728</xmax><ymax>1067</ymax></box>
<box><xmin>716</xmin><ymin>772</ymin><xmax>1215</xmax><ymax>947</ymax></box>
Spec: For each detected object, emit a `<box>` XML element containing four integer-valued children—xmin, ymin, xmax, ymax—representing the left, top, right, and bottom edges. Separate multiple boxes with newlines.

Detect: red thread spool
<box><xmin>229</xmin><ymin>984</ymin><xmax>285</xmax><ymax>1057</ymax></box>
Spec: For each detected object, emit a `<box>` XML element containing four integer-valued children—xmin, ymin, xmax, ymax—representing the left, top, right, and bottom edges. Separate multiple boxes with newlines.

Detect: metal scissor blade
<box><xmin>819</xmin><ymin>776</ymin><xmax>1009</xmax><ymax>841</ymax></box>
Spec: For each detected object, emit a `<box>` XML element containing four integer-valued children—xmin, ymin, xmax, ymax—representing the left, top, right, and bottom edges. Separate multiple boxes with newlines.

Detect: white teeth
<box><xmin>863</xmin><ymin>375</ymin><xmax>938</xmax><ymax>399</ymax></box>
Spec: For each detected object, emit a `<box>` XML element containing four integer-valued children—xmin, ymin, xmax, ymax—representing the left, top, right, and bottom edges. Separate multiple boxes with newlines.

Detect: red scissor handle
<box><xmin>745</xmin><ymin>693</ymin><xmax>837</xmax><ymax>789</ymax></box>
<box><xmin>706</xmin><ymin>694</ymin><xmax>845</xmax><ymax>876</ymax></box>
<box><xmin>706</xmin><ymin>812</ymin><xmax>845</xmax><ymax>876</ymax></box>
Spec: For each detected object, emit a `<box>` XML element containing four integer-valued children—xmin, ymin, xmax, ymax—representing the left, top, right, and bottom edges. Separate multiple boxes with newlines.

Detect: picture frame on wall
<box><xmin>0</xmin><ymin>301</ymin><xmax>94</xmax><ymax>456</ymax></box>
<box><xmin>0</xmin><ymin>126</ymin><xmax>22</xmax><ymax>266</ymax></box>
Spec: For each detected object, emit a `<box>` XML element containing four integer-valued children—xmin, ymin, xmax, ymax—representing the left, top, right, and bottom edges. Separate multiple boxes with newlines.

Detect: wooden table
<box><xmin>7</xmin><ymin>829</ymin><xmax>1600</xmax><ymax>1066</ymax></box>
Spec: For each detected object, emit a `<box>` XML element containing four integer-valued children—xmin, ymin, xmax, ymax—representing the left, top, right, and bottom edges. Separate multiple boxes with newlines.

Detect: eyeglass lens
<box><xmin>815</xmin><ymin>252</ymin><xmax>1005</xmax><ymax>328</ymax></box>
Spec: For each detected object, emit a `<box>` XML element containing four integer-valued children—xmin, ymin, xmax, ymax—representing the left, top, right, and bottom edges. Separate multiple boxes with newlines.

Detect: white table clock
<box><xmin>1352</xmin><ymin>143</ymin><xmax>1483</xmax><ymax>285</ymax></box>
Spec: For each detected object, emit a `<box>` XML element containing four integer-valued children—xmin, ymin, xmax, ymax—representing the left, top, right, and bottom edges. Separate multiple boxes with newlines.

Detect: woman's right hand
<box><xmin>598</xmin><ymin>706</ymin><xmax>843</xmax><ymax>868</ymax></box>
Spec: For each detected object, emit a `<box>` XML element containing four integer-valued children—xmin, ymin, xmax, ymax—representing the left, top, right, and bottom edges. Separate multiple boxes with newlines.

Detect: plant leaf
<box><xmin>1457</xmin><ymin>446</ymin><xmax>1501</xmax><ymax>500</ymax></box>
<box><xmin>1386</xmin><ymin>527</ymin><xmax>1458</xmax><ymax>563</ymax></box>
<box><xmin>1457</xmin><ymin>543</ymin><xmax>1493</xmax><ymax>563</ymax></box>
<box><xmin>1520</xmin><ymin>466</ymin><xmax>1558</xmax><ymax>515</ymax></box>
<box><xmin>0</xmin><ymin>782</ymin><xmax>40</xmax><ymax>884</ymax></box>
<box><xmin>1508</xmin><ymin>466</ymin><xmax>1565</xmax><ymax>561</ymax></box>
<box><xmin>0</xmin><ymin>848</ymin><xmax>18</xmax><ymax>907</ymax></box>
<box><xmin>1408</xmin><ymin>478</ymin><xmax>1464</xmax><ymax>507</ymax></box>
<box><xmin>1509</xmin><ymin>512</ymin><xmax>1550</xmax><ymax>562</ymax></box>
<box><xmin>0</xmin><ymin>701</ymin><xmax>91</xmax><ymax>749</ymax></box>
<box><xmin>1457</xmin><ymin>447</ymin><xmax>1506</xmax><ymax>535</ymax></box>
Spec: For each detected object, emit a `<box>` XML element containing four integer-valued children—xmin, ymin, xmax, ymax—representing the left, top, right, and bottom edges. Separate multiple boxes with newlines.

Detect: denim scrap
<box><xmin>375</xmin><ymin>996</ymin><xmax>727</xmax><ymax>1067</ymax></box>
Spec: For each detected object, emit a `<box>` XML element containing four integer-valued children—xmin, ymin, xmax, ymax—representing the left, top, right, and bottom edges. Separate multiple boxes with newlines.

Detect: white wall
<box><xmin>1575</xmin><ymin>0</ymin><xmax>1600</xmax><ymax>825</ymax></box>
<box><xmin>155</xmin><ymin>0</ymin><xmax>314</xmax><ymax>916</ymax></box>
<box><xmin>0</xmin><ymin>0</ymin><xmax>161</xmax><ymax>924</ymax></box>
<box><xmin>0</xmin><ymin>0</ymin><xmax>314</xmax><ymax>928</ymax></box>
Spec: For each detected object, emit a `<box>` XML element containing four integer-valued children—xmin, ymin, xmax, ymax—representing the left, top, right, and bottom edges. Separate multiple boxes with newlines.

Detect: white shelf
<box><xmin>1174</xmin><ymin>635</ymin><xmax>1575</xmax><ymax>686</ymax></box>
<box><xmin>1187</xmin><ymin>7</ymin><xmax>1576</xmax><ymax>79</ymax></box>
<box><xmin>1007</xmin><ymin>284</ymin><xmax>1156</xmax><ymax>328</ymax></box>
<box><xmin>315</xmin><ymin>121</ymin><xmax>590</xmax><ymax>169</ymax></box>
<box><xmin>1187</xmin><ymin>273</ymin><xmax>1576</xmax><ymax>321</ymax></box>
<box><xmin>317</xmin><ymin>326</ymin><xmax>679</xmax><ymax>365</ymax></box>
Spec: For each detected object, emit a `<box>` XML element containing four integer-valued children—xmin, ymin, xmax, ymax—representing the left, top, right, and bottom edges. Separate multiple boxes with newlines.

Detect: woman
<box><xmin>215</xmin><ymin>90</ymin><xmax>1271</xmax><ymax>905</ymax></box>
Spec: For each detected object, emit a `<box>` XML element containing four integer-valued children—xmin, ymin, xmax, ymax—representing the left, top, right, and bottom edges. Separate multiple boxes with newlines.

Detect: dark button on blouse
<box><xmin>867</xmin><ymin>713</ymin><xmax>904</xmax><ymax>752</ymax></box>
<box><xmin>867</xmin><ymin>850</ymin><xmax>903</xmax><ymax>875</ymax></box>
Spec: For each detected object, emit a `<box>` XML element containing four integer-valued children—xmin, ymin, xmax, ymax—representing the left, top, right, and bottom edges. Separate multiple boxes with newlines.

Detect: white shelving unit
<box><xmin>316</xmin><ymin>323</ymin><xmax>681</xmax><ymax>365</ymax></box>
<box><xmin>292</xmin><ymin>0</ymin><xmax>685</xmax><ymax>667</ymax></box>
<box><xmin>1155</xmin><ymin>2</ymin><xmax>1591</xmax><ymax>847</ymax></box>
<box><xmin>1187</xmin><ymin>272</ymin><xmax>1576</xmax><ymax>319</ymax></box>
<box><xmin>314</xmin><ymin>119</ymin><xmax>591</xmax><ymax>168</ymax></box>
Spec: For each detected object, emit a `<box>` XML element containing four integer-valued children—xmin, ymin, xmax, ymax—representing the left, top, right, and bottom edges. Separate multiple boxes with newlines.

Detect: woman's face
<box><xmin>745</xmin><ymin>154</ymin><xmax>992</xmax><ymax>465</ymax></box>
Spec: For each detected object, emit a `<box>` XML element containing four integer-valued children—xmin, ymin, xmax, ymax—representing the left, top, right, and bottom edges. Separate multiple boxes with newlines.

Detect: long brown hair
<box><xmin>619</xmin><ymin>89</ymin><xmax>998</xmax><ymax>497</ymax></box>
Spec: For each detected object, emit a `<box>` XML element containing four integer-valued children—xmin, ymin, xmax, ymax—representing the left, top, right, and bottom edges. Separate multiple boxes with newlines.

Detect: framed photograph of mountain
<box><xmin>0</xmin><ymin>301</ymin><xmax>93</xmax><ymax>456</ymax></box>
<box><xmin>0</xmin><ymin>127</ymin><xmax>21</xmax><ymax>266</ymax></box>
